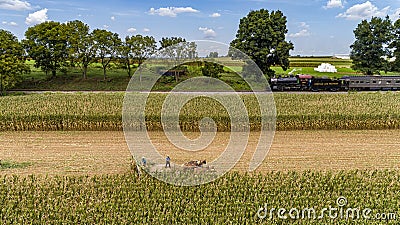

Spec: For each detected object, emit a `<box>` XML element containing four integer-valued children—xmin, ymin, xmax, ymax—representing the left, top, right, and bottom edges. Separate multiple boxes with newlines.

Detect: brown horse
<box><xmin>183</xmin><ymin>160</ymin><xmax>207</xmax><ymax>167</ymax></box>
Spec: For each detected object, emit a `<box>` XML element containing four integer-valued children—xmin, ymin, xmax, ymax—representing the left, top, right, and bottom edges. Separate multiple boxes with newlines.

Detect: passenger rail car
<box><xmin>270</xmin><ymin>75</ymin><xmax>400</xmax><ymax>92</ymax></box>
<box><xmin>340</xmin><ymin>76</ymin><xmax>400</xmax><ymax>91</ymax></box>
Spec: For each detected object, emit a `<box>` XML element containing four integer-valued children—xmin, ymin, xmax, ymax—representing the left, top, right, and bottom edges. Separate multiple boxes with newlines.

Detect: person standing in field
<box><xmin>165</xmin><ymin>155</ymin><xmax>171</xmax><ymax>168</ymax></box>
<box><xmin>141</xmin><ymin>157</ymin><xmax>147</xmax><ymax>167</ymax></box>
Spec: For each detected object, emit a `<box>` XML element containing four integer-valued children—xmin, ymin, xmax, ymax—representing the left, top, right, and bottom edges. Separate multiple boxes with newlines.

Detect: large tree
<box><xmin>202</xmin><ymin>61</ymin><xmax>224</xmax><ymax>79</ymax></box>
<box><xmin>23</xmin><ymin>21</ymin><xmax>68</xmax><ymax>78</ymax></box>
<box><xmin>350</xmin><ymin>16</ymin><xmax>393</xmax><ymax>75</ymax></box>
<box><xmin>159</xmin><ymin>37</ymin><xmax>186</xmax><ymax>49</ymax></box>
<box><xmin>66</xmin><ymin>20</ymin><xmax>96</xmax><ymax>79</ymax></box>
<box><xmin>120</xmin><ymin>35</ymin><xmax>156</xmax><ymax>77</ymax></box>
<box><xmin>0</xmin><ymin>30</ymin><xmax>29</xmax><ymax>95</ymax></box>
<box><xmin>92</xmin><ymin>29</ymin><xmax>121</xmax><ymax>79</ymax></box>
<box><xmin>390</xmin><ymin>18</ymin><xmax>400</xmax><ymax>72</ymax></box>
<box><xmin>230</xmin><ymin>9</ymin><xmax>294</xmax><ymax>78</ymax></box>
<box><xmin>159</xmin><ymin>37</ymin><xmax>197</xmax><ymax>82</ymax></box>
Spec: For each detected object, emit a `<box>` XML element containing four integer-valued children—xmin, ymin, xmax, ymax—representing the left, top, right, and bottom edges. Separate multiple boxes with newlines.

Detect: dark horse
<box><xmin>183</xmin><ymin>160</ymin><xmax>207</xmax><ymax>167</ymax></box>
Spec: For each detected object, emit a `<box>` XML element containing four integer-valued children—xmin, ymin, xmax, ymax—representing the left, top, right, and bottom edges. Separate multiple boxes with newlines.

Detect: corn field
<box><xmin>0</xmin><ymin>92</ymin><xmax>400</xmax><ymax>131</ymax></box>
<box><xmin>0</xmin><ymin>170</ymin><xmax>398</xmax><ymax>224</ymax></box>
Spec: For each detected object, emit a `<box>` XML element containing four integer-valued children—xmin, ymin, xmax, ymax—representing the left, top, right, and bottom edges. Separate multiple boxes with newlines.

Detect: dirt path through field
<box><xmin>0</xmin><ymin>130</ymin><xmax>399</xmax><ymax>176</ymax></box>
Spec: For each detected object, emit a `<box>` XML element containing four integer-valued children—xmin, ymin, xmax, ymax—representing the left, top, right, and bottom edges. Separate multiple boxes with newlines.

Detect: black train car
<box><xmin>309</xmin><ymin>77</ymin><xmax>342</xmax><ymax>92</ymax></box>
<box><xmin>340</xmin><ymin>76</ymin><xmax>400</xmax><ymax>91</ymax></box>
<box><xmin>270</xmin><ymin>76</ymin><xmax>297</xmax><ymax>91</ymax></box>
<box><xmin>270</xmin><ymin>75</ymin><xmax>312</xmax><ymax>91</ymax></box>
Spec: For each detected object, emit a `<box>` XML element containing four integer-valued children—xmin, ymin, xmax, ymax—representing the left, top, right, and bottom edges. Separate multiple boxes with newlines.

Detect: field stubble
<box><xmin>0</xmin><ymin>130</ymin><xmax>399</xmax><ymax>176</ymax></box>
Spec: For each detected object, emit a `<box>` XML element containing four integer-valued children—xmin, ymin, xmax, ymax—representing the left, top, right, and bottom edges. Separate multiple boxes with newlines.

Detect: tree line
<box><xmin>0</xmin><ymin>10</ymin><xmax>295</xmax><ymax>94</ymax></box>
<box><xmin>23</xmin><ymin>20</ymin><xmax>192</xmax><ymax>80</ymax></box>
<box><xmin>1</xmin><ymin>9</ymin><xmax>400</xmax><ymax>95</ymax></box>
<box><xmin>0</xmin><ymin>20</ymin><xmax>199</xmax><ymax>94</ymax></box>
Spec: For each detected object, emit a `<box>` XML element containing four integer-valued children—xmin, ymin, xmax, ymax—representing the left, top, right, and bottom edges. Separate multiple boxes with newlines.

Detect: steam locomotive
<box><xmin>270</xmin><ymin>74</ymin><xmax>400</xmax><ymax>92</ymax></box>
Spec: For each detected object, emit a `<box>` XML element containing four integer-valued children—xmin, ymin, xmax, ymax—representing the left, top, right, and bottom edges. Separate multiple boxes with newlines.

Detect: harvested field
<box><xmin>0</xmin><ymin>130</ymin><xmax>399</xmax><ymax>176</ymax></box>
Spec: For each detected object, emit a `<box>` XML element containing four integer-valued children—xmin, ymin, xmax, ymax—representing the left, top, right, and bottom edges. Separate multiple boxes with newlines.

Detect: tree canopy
<box><xmin>230</xmin><ymin>9</ymin><xmax>294</xmax><ymax>78</ymax></box>
<box><xmin>159</xmin><ymin>37</ymin><xmax>197</xmax><ymax>82</ymax></box>
<box><xmin>66</xmin><ymin>20</ymin><xmax>96</xmax><ymax>79</ymax></box>
<box><xmin>159</xmin><ymin>37</ymin><xmax>186</xmax><ymax>49</ymax></box>
<box><xmin>23</xmin><ymin>21</ymin><xmax>68</xmax><ymax>78</ymax></box>
<box><xmin>390</xmin><ymin>19</ymin><xmax>400</xmax><ymax>72</ymax></box>
<box><xmin>350</xmin><ymin>16</ymin><xmax>393</xmax><ymax>75</ymax></box>
<box><xmin>120</xmin><ymin>35</ymin><xmax>157</xmax><ymax>77</ymax></box>
<box><xmin>202</xmin><ymin>61</ymin><xmax>224</xmax><ymax>79</ymax></box>
<box><xmin>92</xmin><ymin>29</ymin><xmax>121</xmax><ymax>79</ymax></box>
<box><xmin>0</xmin><ymin>29</ymin><xmax>29</xmax><ymax>95</ymax></box>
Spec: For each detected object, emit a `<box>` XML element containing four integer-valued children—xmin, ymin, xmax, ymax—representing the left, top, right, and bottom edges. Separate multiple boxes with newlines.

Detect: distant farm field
<box><xmin>1</xmin><ymin>92</ymin><xmax>400</xmax><ymax>131</ymax></box>
<box><xmin>14</xmin><ymin>57</ymin><xmax>373</xmax><ymax>91</ymax></box>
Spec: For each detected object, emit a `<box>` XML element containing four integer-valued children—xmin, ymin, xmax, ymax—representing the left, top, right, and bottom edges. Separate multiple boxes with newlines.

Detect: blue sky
<box><xmin>0</xmin><ymin>0</ymin><xmax>399</xmax><ymax>56</ymax></box>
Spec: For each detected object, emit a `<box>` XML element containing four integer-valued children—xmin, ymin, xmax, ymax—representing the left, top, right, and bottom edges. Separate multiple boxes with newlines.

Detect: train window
<box><xmin>366</xmin><ymin>81</ymin><xmax>370</xmax><ymax>84</ymax></box>
<box><xmin>387</xmin><ymin>81</ymin><xmax>392</xmax><ymax>84</ymax></box>
<box><xmin>360</xmin><ymin>81</ymin><xmax>364</xmax><ymax>83</ymax></box>
<box><xmin>396</xmin><ymin>80</ymin><xmax>400</xmax><ymax>84</ymax></box>
<box><xmin>372</xmin><ymin>81</ymin><xmax>377</xmax><ymax>83</ymax></box>
<box><xmin>379</xmin><ymin>81</ymin><xmax>382</xmax><ymax>84</ymax></box>
<box><xmin>356</xmin><ymin>81</ymin><xmax>360</xmax><ymax>84</ymax></box>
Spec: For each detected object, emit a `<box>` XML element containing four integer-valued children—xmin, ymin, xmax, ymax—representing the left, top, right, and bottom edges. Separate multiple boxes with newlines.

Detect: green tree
<box><xmin>159</xmin><ymin>37</ymin><xmax>197</xmax><ymax>82</ymax></box>
<box><xmin>66</xmin><ymin>20</ymin><xmax>96</xmax><ymax>79</ymax></box>
<box><xmin>92</xmin><ymin>29</ymin><xmax>121</xmax><ymax>79</ymax></box>
<box><xmin>120</xmin><ymin>35</ymin><xmax>156</xmax><ymax>77</ymax></box>
<box><xmin>208</xmin><ymin>52</ymin><xmax>219</xmax><ymax>58</ymax></box>
<box><xmin>202</xmin><ymin>61</ymin><xmax>224</xmax><ymax>79</ymax></box>
<box><xmin>390</xmin><ymin>18</ymin><xmax>400</xmax><ymax>72</ymax></box>
<box><xmin>0</xmin><ymin>30</ymin><xmax>29</xmax><ymax>95</ymax></box>
<box><xmin>350</xmin><ymin>16</ymin><xmax>393</xmax><ymax>75</ymax></box>
<box><xmin>159</xmin><ymin>37</ymin><xmax>186</xmax><ymax>49</ymax></box>
<box><xmin>23</xmin><ymin>21</ymin><xmax>68</xmax><ymax>78</ymax></box>
<box><xmin>230</xmin><ymin>9</ymin><xmax>293</xmax><ymax>78</ymax></box>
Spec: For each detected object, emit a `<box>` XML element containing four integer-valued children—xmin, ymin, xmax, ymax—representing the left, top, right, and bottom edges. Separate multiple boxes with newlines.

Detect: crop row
<box><xmin>0</xmin><ymin>92</ymin><xmax>399</xmax><ymax>131</ymax></box>
<box><xmin>0</xmin><ymin>170</ymin><xmax>398</xmax><ymax>224</ymax></box>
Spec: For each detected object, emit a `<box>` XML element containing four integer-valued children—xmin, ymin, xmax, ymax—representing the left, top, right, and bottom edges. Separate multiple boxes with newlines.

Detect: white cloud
<box><xmin>210</xmin><ymin>12</ymin><xmax>221</xmax><ymax>18</ymax></box>
<box><xmin>149</xmin><ymin>7</ymin><xmax>199</xmax><ymax>17</ymax></box>
<box><xmin>199</xmin><ymin>27</ymin><xmax>216</xmax><ymax>39</ymax></box>
<box><xmin>127</xmin><ymin>27</ymin><xmax>136</xmax><ymax>33</ymax></box>
<box><xmin>2</xmin><ymin>21</ymin><xmax>17</xmax><ymax>26</ymax></box>
<box><xmin>25</xmin><ymin>8</ymin><xmax>48</xmax><ymax>25</ymax></box>
<box><xmin>288</xmin><ymin>29</ymin><xmax>310</xmax><ymax>38</ymax></box>
<box><xmin>288</xmin><ymin>22</ymin><xmax>310</xmax><ymax>38</ymax></box>
<box><xmin>111</xmin><ymin>16</ymin><xmax>115</xmax><ymax>21</ymax></box>
<box><xmin>299</xmin><ymin>22</ymin><xmax>309</xmax><ymax>29</ymax></box>
<box><xmin>324</xmin><ymin>0</ymin><xmax>344</xmax><ymax>9</ymax></box>
<box><xmin>143</xmin><ymin>28</ymin><xmax>150</xmax><ymax>32</ymax></box>
<box><xmin>337</xmin><ymin>1</ymin><xmax>390</xmax><ymax>20</ymax></box>
<box><xmin>103</xmin><ymin>25</ymin><xmax>109</xmax><ymax>28</ymax></box>
<box><xmin>0</xmin><ymin>0</ymin><xmax>31</xmax><ymax>11</ymax></box>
